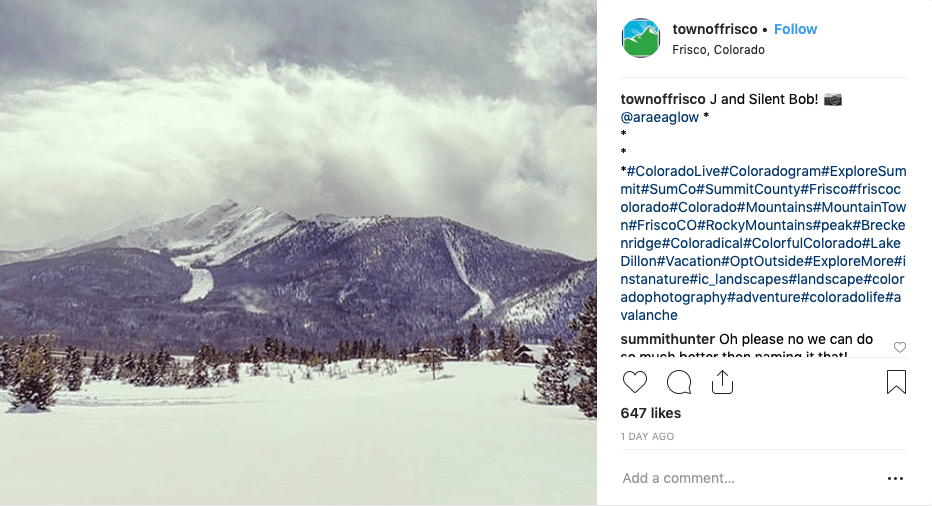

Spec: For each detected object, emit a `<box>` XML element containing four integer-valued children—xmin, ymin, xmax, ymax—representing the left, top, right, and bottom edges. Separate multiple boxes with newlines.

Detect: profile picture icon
<box><xmin>623</xmin><ymin>18</ymin><xmax>660</xmax><ymax>57</ymax></box>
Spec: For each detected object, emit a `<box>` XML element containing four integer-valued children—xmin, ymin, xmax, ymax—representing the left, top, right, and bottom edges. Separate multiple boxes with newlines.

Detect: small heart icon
<box><xmin>894</xmin><ymin>342</ymin><xmax>906</xmax><ymax>353</ymax></box>
<box><xmin>623</xmin><ymin>371</ymin><xmax>647</xmax><ymax>393</ymax></box>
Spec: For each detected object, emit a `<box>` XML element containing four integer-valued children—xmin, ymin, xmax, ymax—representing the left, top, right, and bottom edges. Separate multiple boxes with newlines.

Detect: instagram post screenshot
<box><xmin>1</xmin><ymin>1</ymin><xmax>929</xmax><ymax>505</ymax></box>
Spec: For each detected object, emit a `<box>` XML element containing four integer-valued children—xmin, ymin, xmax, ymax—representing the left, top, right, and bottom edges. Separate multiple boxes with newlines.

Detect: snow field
<box><xmin>0</xmin><ymin>361</ymin><xmax>594</xmax><ymax>505</ymax></box>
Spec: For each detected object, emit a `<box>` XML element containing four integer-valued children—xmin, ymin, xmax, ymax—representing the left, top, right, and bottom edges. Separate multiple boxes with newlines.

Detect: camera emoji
<box><xmin>824</xmin><ymin>93</ymin><xmax>842</xmax><ymax>106</ymax></box>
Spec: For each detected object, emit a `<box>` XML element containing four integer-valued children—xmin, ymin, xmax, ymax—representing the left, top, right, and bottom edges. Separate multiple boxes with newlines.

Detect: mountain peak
<box><xmin>314</xmin><ymin>213</ymin><xmax>348</xmax><ymax>224</ymax></box>
<box><xmin>110</xmin><ymin>200</ymin><xmax>297</xmax><ymax>266</ymax></box>
<box><xmin>215</xmin><ymin>199</ymin><xmax>239</xmax><ymax>211</ymax></box>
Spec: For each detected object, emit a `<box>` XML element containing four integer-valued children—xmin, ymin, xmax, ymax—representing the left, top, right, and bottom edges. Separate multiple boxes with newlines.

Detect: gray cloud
<box><xmin>0</xmin><ymin>1</ymin><xmax>595</xmax><ymax>260</ymax></box>
<box><xmin>0</xmin><ymin>1</ymin><xmax>529</xmax><ymax>97</ymax></box>
<box><xmin>512</xmin><ymin>0</ymin><xmax>596</xmax><ymax>97</ymax></box>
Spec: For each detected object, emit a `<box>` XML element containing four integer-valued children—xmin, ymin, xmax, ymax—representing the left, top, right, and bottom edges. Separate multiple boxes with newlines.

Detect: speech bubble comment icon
<box><xmin>667</xmin><ymin>370</ymin><xmax>692</xmax><ymax>394</ymax></box>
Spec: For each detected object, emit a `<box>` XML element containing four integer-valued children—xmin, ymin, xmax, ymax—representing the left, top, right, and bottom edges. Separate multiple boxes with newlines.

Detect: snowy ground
<box><xmin>0</xmin><ymin>361</ymin><xmax>594</xmax><ymax>505</ymax></box>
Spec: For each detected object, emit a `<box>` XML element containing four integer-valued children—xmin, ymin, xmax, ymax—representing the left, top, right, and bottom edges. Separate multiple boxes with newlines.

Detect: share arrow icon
<box><xmin>713</xmin><ymin>370</ymin><xmax>734</xmax><ymax>394</ymax></box>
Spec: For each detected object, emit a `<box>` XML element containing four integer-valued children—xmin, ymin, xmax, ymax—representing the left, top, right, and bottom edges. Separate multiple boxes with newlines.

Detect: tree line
<box><xmin>0</xmin><ymin>294</ymin><xmax>596</xmax><ymax>418</ymax></box>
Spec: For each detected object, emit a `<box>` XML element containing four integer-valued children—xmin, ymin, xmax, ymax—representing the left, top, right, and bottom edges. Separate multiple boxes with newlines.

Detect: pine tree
<box><xmin>501</xmin><ymin>325</ymin><xmax>519</xmax><ymax>365</ymax></box>
<box><xmin>420</xmin><ymin>339</ymin><xmax>444</xmax><ymax>380</ymax></box>
<box><xmin>187</xmin><ymin>344</ymin><xmax>214</xmax><ymax>389</ymax></box>
<box><xmin>247</xmin><ymin>345</ymin><xmax>264</xmax><ymax>376</ymax></box>
<box><xmin>155</xmin><ymin>349</ymin><xmax>171</xmax><ymax>386</ymax></box>
<box><xmin>467</xmin><ymin>324</ymin><xmax>482</xmax><ymax>360</ymax></box>
<box><xmin>228</xmin><ymin>356</ymin><xmax>240</xmax><ymax>383</ymax></box>
<box><xmin>570</xmin><ymin>294</ymin><xmax>597</xmax><ymax>418</ymax></box>
<box><xmin>64</xmin><ymin>346</ymin><xmax>84</xmax><ymax>392</ymax></box>
<box><xmin>10</xmin><ymin>336</ymin><xmax>58</xmax><ymax>410</ymax></box>
<box><xmin>131</xmin><ymin>354</ymin><xmax>161</xmax><ymax>387</ymax></box>
<box><xmin>188</xmin><ymin>358</ymin><xmax>209</xmax><ymax>388</ymax></box>
<box><xmin>0</xmin><ymin>342</ymin><xmax>14</xmax><ymax>389</ymax></box>
<box><xmin>9</xmin><ymin>340</ymin><xmax>25</xmax><ymax>387</ymax></box>
<box><xmin>90</xmin><ymin>353</ymin><xmax>101</xmax><ymax>380</ymax></box>
<box><xmin>534</xmin><ymin>337</ymin><xmax>572</xmax><ymax>405</ymax></box>
<box><xmin>485</xmin><ymin>329</ymin><xmax>497</xmax><ymax>359</ymax></box>
<box><xmin>534</xmin><ymin>352</ymin><xmax>554</xmax><ymax>397</ymax></box>
<box><xmin>99</xmin><ymin>354</ymin><xmax>115</xmax><ymax>381</ymax></box>
<box><xmin>119</xmin><ymin>353</ymin><xmax>138</xmax><ymax>380</ymax></box>
<box><xmin>451</xmin><ymin>334</ymin><xmax>466</xmax><ymax>361</ymax></box>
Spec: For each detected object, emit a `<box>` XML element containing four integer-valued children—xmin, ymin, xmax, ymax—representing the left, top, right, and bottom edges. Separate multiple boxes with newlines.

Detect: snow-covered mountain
<box><xmin>0</xmin><ymin>201</ymin><xmax>294</xmax><ymax>268</ymax></box>
<box><xmin>0</xmin><ymin>201</ymin><xmax>595</xmax><ymax>351</ymax></box>
<box><xmin>117</xmin><ymin>199</ymin><xmax>298</xmax><ymax>266</ymax></box>
<box><xmin>0</xmin><ymin>248</ymin><xmax>58</xmax><ymax>267</ymax></box>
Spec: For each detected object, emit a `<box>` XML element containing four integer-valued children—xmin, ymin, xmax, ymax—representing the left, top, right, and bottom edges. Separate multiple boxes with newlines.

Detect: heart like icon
<box><xmin>623</xmin><ymin>371</ymin><xmax>647</xmax><ymax>393</ymax></box>
<box><xmin>894</xmin><ymin>342</ymin><xmax>906</xmax><ymax>353</ymax></box>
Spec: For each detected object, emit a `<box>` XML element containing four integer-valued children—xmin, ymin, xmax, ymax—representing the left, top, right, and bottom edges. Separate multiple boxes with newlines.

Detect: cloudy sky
<box><xmin>0</xmin><ymin>0</ymin><xmax>596</xmax><ymax>259</ymax></box>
